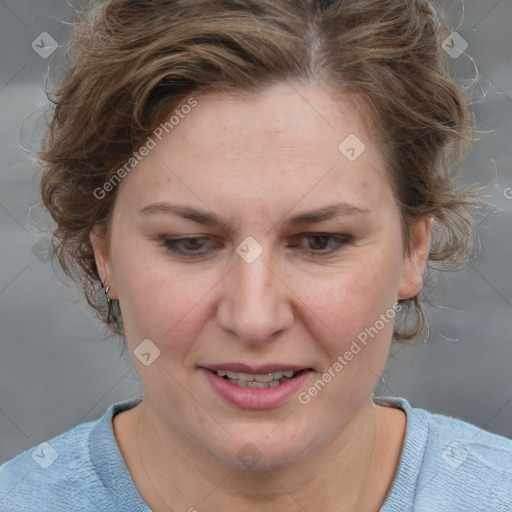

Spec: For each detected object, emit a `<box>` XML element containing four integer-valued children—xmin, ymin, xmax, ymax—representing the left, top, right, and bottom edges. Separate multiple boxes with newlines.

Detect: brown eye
<box><xmin>291</xmin><ymin>233</ymin><xmax>349</xmax><ymax>256</ymax></box>
<box><xmin>162</xmin><ymin>236</ymin><xmax>213</xmax><ymax>256</ymax></box>
<box><xmin>307</xmin><ymin>235</ymin><xmax>332</xmax><ymax>250</ymax></box>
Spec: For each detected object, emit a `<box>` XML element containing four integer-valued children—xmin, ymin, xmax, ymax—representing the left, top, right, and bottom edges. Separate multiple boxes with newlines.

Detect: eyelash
<box><xmin>160</xmin><ymin>233</ymin><xmax>350</xmax><ymax>258</ymax></box>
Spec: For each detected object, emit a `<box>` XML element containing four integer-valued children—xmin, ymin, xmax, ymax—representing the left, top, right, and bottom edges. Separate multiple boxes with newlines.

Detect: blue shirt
<box><xmin>1</xmin><ymin>396</ymin><xmax>511</xmax><ymax>511</ymax></box>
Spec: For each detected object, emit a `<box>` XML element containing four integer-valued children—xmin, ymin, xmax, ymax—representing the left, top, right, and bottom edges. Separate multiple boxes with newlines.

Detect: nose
<box><xmin>216</xmin><ymin>247</ymin><xmax>294</xmax><ymax>345</ymax></box>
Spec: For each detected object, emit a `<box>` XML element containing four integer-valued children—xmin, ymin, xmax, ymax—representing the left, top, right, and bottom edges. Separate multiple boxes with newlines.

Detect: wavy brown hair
<box><xmin>40</xmin><ymin>0</ymin><xmax>482</xmax><ymax>342</ymax></box>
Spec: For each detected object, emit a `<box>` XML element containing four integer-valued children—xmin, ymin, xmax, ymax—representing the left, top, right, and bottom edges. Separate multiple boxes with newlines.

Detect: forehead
<box><xmin>116</xmin><ymin>82</ymin><xmax>395</xmax><ymax>222</ymax></box>
<box><xmin>168</xmin><ymin>83</ymin><xmax>375</xmax><ymax>167</ymax></box>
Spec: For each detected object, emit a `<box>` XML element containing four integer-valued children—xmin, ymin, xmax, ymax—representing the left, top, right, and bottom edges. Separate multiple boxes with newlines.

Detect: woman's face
<box><xmin>92</xmin><ymin>82</ymin><xmax>429</xmax><ymax>469</ymax></box>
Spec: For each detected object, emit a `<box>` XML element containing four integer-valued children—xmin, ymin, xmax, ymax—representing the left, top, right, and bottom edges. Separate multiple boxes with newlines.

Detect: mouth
<box><xmin>211</xmin><ymin>369</ymin><xmax>310</xmax><ymax>389</ymax></box>
<box><xmin>200</xmin><ymin>364</ymin><xmax>314</xmax><ymax>409</ymax></box>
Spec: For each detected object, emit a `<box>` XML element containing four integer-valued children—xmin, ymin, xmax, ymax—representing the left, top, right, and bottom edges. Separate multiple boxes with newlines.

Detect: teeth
<box><xmin>215</xmin><ymin>368</ymin><xmax>301</xmax><ymax>388</ymax></box>
<box><xmin>247</xmin><ymin>381</ymin><xmax>267</xmax><ymax>389</ymax></box>
<box><xmin>238</xmin><ymin>372</ymin><xmax>256</xmax><ymax>382</ymax></box>
<box><xmin>227</xmin><ymin>379</ymin><xmax>283</xmax><ymax>389</ymax></box>
<box><xmin>228</xmin><ymin>378</ymin><xmax>246</xmax><ymax>387</ymax></box>
<box><xmin>216</xmin><ymin>370</ymin><xmax>296</xmax><ymax>381</ymax></box>
<box><xmin>254</xmin><ymin>373</ymin><xmax>273</xmax><ymax>383</ymax></box>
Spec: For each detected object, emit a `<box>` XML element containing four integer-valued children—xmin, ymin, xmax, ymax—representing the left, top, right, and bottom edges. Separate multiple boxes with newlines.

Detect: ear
<box><xmin>398</xmin><ymin>216</ymin><xmax>431</xmax><ymax>300</ymax></box>
<box><xmin>89</xmin><ymin>225</ymin><xmax>118</xmax><ymax>300</ymax></box>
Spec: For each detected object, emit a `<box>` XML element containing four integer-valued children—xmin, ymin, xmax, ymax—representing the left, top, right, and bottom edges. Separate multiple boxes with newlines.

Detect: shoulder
<box><xmin>422</xmin><ymin>404</ymin><xmax>512</xmax><ymax>473</ymax></box>
<box><xmin>378</xmin><ymin>396</ymin><xmax>512</xmax><ymax>511</ymax></box>
<box><xmin>0</xmin><ymin>396</ymin><xmax>145</xmax><ymax>512</ymax></box>
<box><xmin>421</xmin><ymin>407</ymin><xmax>512</xmax><ymax>504</ymax></box>
<box><xmin>0</xmin><ymin>420</ymin><xmax>106</xmax><ymax>512</ymax></box>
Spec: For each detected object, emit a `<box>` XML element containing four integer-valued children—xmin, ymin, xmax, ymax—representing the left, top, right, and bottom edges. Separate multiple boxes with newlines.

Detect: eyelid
<box><xmin>288</xmin><ymin>233</ymin><xmax>350</xmax><ymax>255</ymax></box>
<box><xmin>161</xmin><ymin>235</ymin><xmax>215</xmax><ymax>257</ymax></box>
<box><xmin>159</xmin><ymin>233</ymin><xmax>350</xmax><ymax>259</ymax></box>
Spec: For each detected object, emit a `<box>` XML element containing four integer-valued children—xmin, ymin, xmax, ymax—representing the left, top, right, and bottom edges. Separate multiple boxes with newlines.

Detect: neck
<box><xmin>125</xmin><ymin>394</ymin><xmax>394</xmax><ymax>512</ymax></box>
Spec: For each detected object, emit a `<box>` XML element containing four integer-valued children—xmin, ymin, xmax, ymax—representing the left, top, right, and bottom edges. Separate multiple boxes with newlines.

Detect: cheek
<box><xmin>296</xmin><ymin>272</ymin><xmax>399</xmax><ymax>408</ymax></box>
<box><xmin>303</xmin><ymin>260</ymin><xmax>399</xmax><ymax>334</ymax></box>
<box><xmin>111</xmin><ymin>237</ymin><xmax>212</xmax><ymax>347</ymax></box>
<box><xmin>290</xmin><ymin>249</ymin><xmax>403</xmax><ymax>371</ymax></box>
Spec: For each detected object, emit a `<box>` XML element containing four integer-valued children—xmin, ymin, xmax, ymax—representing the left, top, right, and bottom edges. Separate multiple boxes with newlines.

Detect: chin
<box><xmin>202</xmin><ymin>429</ymin><xmax>320</xmax><ymax>472</ymax></box>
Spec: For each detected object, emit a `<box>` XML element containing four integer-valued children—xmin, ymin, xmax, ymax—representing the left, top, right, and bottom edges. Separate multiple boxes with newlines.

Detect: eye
<box><xmin>159</xmin><ymin>233</ymin><xmax>350</xmax><ymax>259</ymax></box>
<box><xmin>161</xmin><ymin>236</ymin><xmax>216</xmax><ymax>257</ymax></box>
<box><xmin>290</xmin><ymin>233</ymin><xmax>349</xmax><ymax>256</ymax></box>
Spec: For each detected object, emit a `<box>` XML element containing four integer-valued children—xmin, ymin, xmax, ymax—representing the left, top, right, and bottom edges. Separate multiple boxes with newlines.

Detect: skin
<box><xmin>91</xmin><ymin>82</ymin><xmax>430</xmax><ymax>511</ymax></box>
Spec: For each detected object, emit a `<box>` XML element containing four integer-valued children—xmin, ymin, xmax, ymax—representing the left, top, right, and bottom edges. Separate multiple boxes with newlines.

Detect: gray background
<box><xmin>0</xmin><ymin>0</ymin><xmax>511</xmax><ymax>464</ymax></box>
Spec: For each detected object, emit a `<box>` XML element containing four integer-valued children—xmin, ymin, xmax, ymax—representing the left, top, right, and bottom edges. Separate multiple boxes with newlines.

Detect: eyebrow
<box><xmin>137</xmin><ymin>201</ymin><xmax>371</xmax><ymax>230</ymax></box>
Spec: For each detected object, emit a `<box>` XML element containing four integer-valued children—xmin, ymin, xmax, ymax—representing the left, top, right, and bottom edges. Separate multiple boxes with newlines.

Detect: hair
<box><xmin>40</xmin><ymin>0</ymin><xmax>483</xmax><ymax>343</ymax></box>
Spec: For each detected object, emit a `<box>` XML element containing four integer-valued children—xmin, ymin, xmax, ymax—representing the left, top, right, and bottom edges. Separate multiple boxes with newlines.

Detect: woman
<box><xmin>1</xmin><ymin>0</ymin><xmax>511</xmax><ymax>510</ymax></box>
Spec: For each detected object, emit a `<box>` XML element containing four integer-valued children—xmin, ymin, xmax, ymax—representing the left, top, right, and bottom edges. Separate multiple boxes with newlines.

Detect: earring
<box><xmin>101</xmin><ymin>279</ymin><xmax>112</xmax><ymax>304</ymax></box>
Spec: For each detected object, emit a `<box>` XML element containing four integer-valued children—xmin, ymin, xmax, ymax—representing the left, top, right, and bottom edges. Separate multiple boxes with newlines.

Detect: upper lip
<box><xmin>202</xmin><ymin>363</ymin><xmax>311</xmax><ymax>374</ymax></box>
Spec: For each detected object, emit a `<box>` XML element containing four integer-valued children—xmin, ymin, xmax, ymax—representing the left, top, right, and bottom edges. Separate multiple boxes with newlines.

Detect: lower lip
<box><xmin>201</xmin><ymin>368</ymin><xmax>313</xmax><ymax>409</ymax></box>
